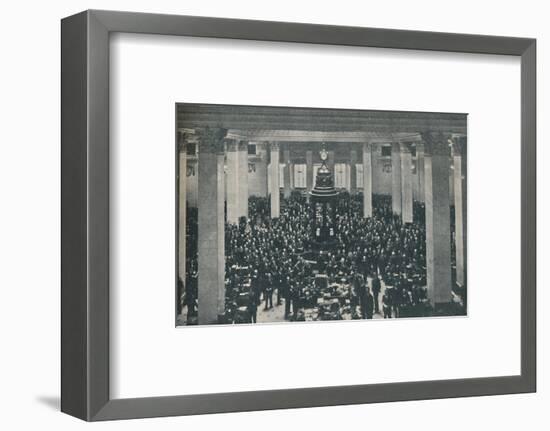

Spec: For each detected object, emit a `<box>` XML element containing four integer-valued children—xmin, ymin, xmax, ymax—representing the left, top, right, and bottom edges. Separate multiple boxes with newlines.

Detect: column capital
<box><xmin>197</xmin><ymin>127</ymin><xmax>227</xmax><ymax>154</ymax></box>
<box><xmin>451</xmin><ymin>136</ymin><xmax>466</xmax><ymax>157</ymax></box>
<box><xmin>421</xmin><ymin>131</ymin><xmax>451</xmax><ymax>157</ymax></box>
<box><xmin>237</xmin><ymin>140</ymin><xmax>248</xmax><ymax>152</ymax></box>
<box><xmin>177</xmin><ymin>130</ymin><xmax>190</xmax><ymax>153</ymax></box>
<box><xmin>399</xmin><ymin>142</ymin><xmax>412</xmax><ymax>153</ymax></box>
<box><xmin>226</xmin><ymin>139</ymin><xmax>239</xmax><ymax>152</ymax></box>
<box><xmin>269</xmin><ymin>142</ymin><xmax>280</xmax><ymax>151</ymax></box>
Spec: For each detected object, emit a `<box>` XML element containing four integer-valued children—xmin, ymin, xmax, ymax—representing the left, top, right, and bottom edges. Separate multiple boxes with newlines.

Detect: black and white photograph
<box><xmin>176</xmin><ymin>104</ymin><xmax>467</xmax><ymax>326</ymax></box>
<box><xmin>2</xmin><ymin>0</ymin><xmax>542</xmax><ymax>427</ymax></box>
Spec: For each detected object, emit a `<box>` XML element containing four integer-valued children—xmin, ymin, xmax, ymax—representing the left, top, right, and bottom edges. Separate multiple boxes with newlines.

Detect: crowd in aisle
<box><xmin>181</xmin><ymin>192</ymin><xmax>444</xmax><ymax>325</ymax></box>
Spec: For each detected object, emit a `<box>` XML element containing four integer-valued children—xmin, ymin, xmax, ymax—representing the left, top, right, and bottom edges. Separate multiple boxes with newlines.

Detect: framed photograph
<box><xmin>61</xmin><ymin>9</ymin><xmax>536</xmax><ymax>421</ymax></box>
<box><xmin>176</xmin><ymin>104</ymin><xmax>468</xmax><ymax>327</ymax></box>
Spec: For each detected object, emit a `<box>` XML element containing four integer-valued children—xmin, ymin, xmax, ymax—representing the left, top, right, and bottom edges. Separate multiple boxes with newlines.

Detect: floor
<box><xmin>256</xmin><ymin>276</ymin><xmax>388</xmax><ymax>323</ymax></box>
<box><xmin>177</xmin><ymin>276</ymin><xmax>389</xmax><ymax>325</ymax></box>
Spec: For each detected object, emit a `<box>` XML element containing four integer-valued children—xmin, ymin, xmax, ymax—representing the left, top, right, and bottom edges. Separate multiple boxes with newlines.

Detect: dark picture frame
<box><xmin>61</xmin><ymin>9</ymin><xmax>536</xmax><ymax>421</ymax></box>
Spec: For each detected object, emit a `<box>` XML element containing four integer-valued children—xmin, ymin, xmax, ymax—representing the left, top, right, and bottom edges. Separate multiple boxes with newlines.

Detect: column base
<box><xmin>432</xmin><ymin>301</ymin><xmax>466</xmax><ymax>317</ymax></box>
<box><xmin>217</xmin><ymin>313</ymin><xmax>230</xmax><ymax>325</ymax></box>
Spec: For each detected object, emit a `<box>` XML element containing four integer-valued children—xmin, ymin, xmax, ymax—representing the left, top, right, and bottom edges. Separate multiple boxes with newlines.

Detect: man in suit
<box><xmin>382</xmin><ymin>290</ymin><xmax>392</xmax><ymax>318</ymax></box>
<box><xmin>184</xmin><ymin>272</ymin><xmax>198</xmax><ymax>321</ymax></box>
<box><xmin>290</xmin><ymin>281</ymin><xmax>302</xmax><ymax>320</ymax></box>
<box><xmin>251</xmin><ymin>270</ymin><xmax>261</xmax><ymax>307</ymax></box>
<box><xmin>281</xmin><ymin>275</ymin><xmax>291</xmax><ymax>319</ymax></box>
<box><xmin>264</xmin><ymin>273</ymin><xmax>274</xmax><ymax>310</ymax></box>
<box><xmin>372</xmin><ymin>275</ymin><xmax>381</xmax><ymax>314</ymax></box>
<box><xmin>365</xmin><ymin>288</ymin><xmax>374</xmax><ymax>319</ymax></box>
<box><xmin>275</xmin><ymin>271</ymin><xmax>283</xmax><ymax>306</ymax></box>
<box><xmin>248</xmin><ymin>289</ymin><xmax>258</xmax><ymax>323</ymax></box>
<box><xmin>355</xmin><ymin>274</ymin><xmax>367</xmax><ymax>318</ymax></box>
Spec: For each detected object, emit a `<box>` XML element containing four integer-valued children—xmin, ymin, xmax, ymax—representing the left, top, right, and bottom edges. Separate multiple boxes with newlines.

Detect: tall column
<box><xmin>178</xmin><ymin>131</ymin><xmax>187</xmax><ymax>286</ymax></box>
<box><xmin>226</xmin><ymin>140</ymin><xmax>240</xmax><ymax>224</ymax></box>
<box><xmin>424</xmin><ymin>132</ymin><xmax>452</xmax><ymax>306</ymax></box>
<box><xmin>350</xmin><ymin>148</ymin><xmax>358</xmax><ymax>194</ymax></box>
<box><xmin>362</xmin><ymin>142</ymin><xmax>373</xmax><ymax>218</ymax></box>
<box><xmin>270</xmin><ymin>142</ymin><xmax>280</xmax><ymax>218</ymax></box>
<box><xmin>306</xmin><ymin>150</ymin><xmax>313</xmax><ymax>200</ymax></box>
<box><xmin>400</xmin><ymin>143</ymin><xmax>413</xmax><ymax>223</ymax></box>
<box><xmin>452</xmin><ymin>138</ymin><xmax>466</xmax><ymax>288</ymax></box>
<box><xmin>283</xmin><ymin>145</ymin><xmax>291</xmax><ymax>199</ymax></box>
<box><xmin>237</xmin><ymin>141</ymin><xmax>249</xmax><ymax>220</ymax></box>
<box><xmin>391</xmin><ymin>142</ymin><xmax>402</xmax><ymax>216</ymax></box>
<box><xmin>258</xmin><ymin>143</ymin><xmax>269</xmax><ymax>198</ymax></box>
<box><xmin>197</xmin><ymin>128</ymin><xmax>226</xmax><ymax>324</ymax></box>
<box><xmin>416</xmin><ymin>143</ymin><xmax>425</xmax><ymax>203</ymax></box>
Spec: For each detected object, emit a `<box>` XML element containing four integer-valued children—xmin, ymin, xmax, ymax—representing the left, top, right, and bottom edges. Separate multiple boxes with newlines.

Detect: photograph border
<box><xmin>174</xmin><ymin>102</ymin><xmax>469</xmax><ymax>326</ymax></box>
<box><xmin>61</xmin><ymin>9</ymin><xmax>536</xmax><ymax>421</ymax></box>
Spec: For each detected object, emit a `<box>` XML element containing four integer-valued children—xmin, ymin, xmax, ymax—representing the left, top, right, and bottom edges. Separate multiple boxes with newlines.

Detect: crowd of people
<box><xmin>180</xmin><ymin>191</ymin><xmax>451</xmax><ymax>325</ymax></box>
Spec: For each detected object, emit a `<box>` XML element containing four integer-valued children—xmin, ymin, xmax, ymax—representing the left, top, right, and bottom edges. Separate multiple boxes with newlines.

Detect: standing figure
<box><xmin>356</xmin><ymin>275</ymin><xmax>367</xmax><ymax>318</ymax></box>
<box><xmin>382</xmin><ymin>291</ymin><xmax>392</xmax><ymax>319</ymax></box>
<box><xmin>264</xmin><ymin>273</ymin><xmax>274</xmax><ymax>310</ymax></box>
<box><xmin>372</xmin><ymin>275</ymin><xmax>381</xmax><ymax>314</ymax></box>
<box><xmin>184</xmin><ymin>272</ymin><xmax>198</xmax><ymax>324</ymax></box>
<box><xmin>275</xmin><ymin>271</ymin><xmax>283</xmax><ymax>306</ymax></box>
<box><xmin>365</xmin><ymin>289</ymin><xmax>374</xmax><ymax>319</ymax></box>
<box><xmin>291</xmin><ymin>281</ymin><xmax>302</xmax><ymax>320</ymax></box>
<box><xmin>282</xmin><ymin>275</ymin><xmax>291</xmax><ymax>319</ymax></box>
<box><xmin>248</xmin><ymin>289</ymin><xmax>258</xmax><ymax>323</ymax></box>
<box><xmin>251</xmin><ymin>270</ymin><xmax>261</xmax><ymax>305</ymax></box>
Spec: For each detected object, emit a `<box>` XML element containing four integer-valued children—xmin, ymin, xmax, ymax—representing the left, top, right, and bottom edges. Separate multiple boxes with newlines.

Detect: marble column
<box><xmin>178</xmin><ymin>131</ymin><xmax>187</xmax><ymax>287</ymax></box>
<box><xmin>237</xmin><ymin>141</ymin><xmax>249</xmax><ymax>220</ymax></box>
<box><xmin>283</xmin><ymin>145</ymin><xmax>291</xmax><ymax>199</ymax></box>
<box><xmin>350</xmin><ymin>148</ymin><xmax>358</xmax><ymax>194</ymax></box>
<box><xmin>306</xmin><ymin>150</ymin><xmax>313</xmax><ymax>200</ymax></box>
<box><xmin>400</xmin><ymin>143</ymin><xmax>413</xmax><ymax>223</ymax></box>
<box><xmin>391</xmin><ymin>142</ymin><xmax>402</xmax><ymax>216</ymax></box>
<box><xmin>362</xmin><ymin>142</ymin><xmax>373</xmax><ymax>218</ymax></box>
<box><xmin>452</xmin><ymin>138</ymin><xmax>466</xmax><ymax>288</ymax></box>
<box><xmin>226</xmin><ymin>140</ymin><xmax>240</xmax><ymax>224</ymax></box>
<box><xmin>416</xmin><ymin>143</ymin><xmax>425</xmax><ymax>203</ymax></box>
<box><xmin>424</xmin><ymin>132</ymin><xmax>452</xmax><ymax>306</ymax></box>
<box><xmin>197</xmin><ymin>128</ymin><xmax>226</xmax><ymax>325</ymax></box>
<box><xmin>270</xmin><ymin>142</ymin><xmax>280</xmax><ymax>218</ymax></box>
<box><xmin>258</xmin><ymin>143</ymin><xmax>269</xmax><ymax>198</ymax></box>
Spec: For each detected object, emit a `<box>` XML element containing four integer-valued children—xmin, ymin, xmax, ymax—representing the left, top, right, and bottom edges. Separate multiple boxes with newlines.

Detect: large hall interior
<box><xmin>176</xmin><ymin>104</ymin><xmax>467</xmax><ymax>326</ymax></box>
